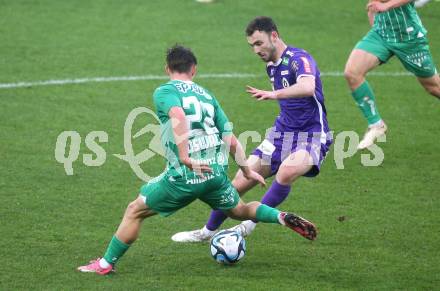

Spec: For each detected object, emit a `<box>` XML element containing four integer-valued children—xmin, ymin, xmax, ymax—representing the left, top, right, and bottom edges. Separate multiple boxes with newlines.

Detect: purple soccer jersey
<box><xmin>269</xmin><ymin>46</ymin><xmax>330</xmax><ymax>134</ymax></box>
<box><xmin>252</xmin><ymin>46</ymin><xmax>332</xmax><ymax>177</ymax></box>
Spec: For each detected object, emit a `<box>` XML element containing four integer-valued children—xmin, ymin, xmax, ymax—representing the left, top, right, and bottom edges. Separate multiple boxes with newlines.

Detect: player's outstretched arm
<box><xmin>222</xmin><ymin>133</ymin><xmax>266</xmax><ymax>187</ymax></box>
<box><xmin>168</xmin><ymin>106</ymin><xmax>212</xmax><ymax>176</ymax></box>
<box><xmin>247</xmin><ymin>75</ymin><xmax>316</xmax><ymax>101</ymax></box>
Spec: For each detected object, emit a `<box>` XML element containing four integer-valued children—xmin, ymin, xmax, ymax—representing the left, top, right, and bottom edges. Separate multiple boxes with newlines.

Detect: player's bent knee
<box><xmin>420</xmin><ymin>82</ymin><xmax>440</xmax><ymax>98</ymax></box>
<box><xmin>125</xmin><ymin>201</ymin><xmax>139</xmax><ymax>217</ymax></box>
<box><xmin>125</xmin><ymin>198</ymin><xmax>149</xmax><ymax>219</ymax></box>
<box><xmin>276</xmin><ymin>165</ymin><xmax>306</xmax><ymax>185</ymax></box>
<box><xmin>226</xmin><ymin>203</ymin><xmax>248</xmax><ymax>220</ymax></box>
<box><xmin>343</xmin><ymin>68</ymin><xmax>353</xmax><ymax>81</ymax></box>
<box><xmin>276</xmin><ymin>172</ymin><xmax>297</xmax><ymax>185</ymax></box>
<box><xmin>225</xmin><ymin>208</ymin><xmax>241</xmax><ymax>220</ymax></box>
<box><xmin>426</xmin><ymin>85</ymin><xmax>440</xmax><ymax>98</ymax></box>
<box><xmin>419</xmin><ymin>75</ymin><xmax>440</xmax><ymax>99</ymax></box>
<box><xmin>277</xmin><ymin>166</ymin><xmax>309</xmax><ymax>184</ymax></box>
<box><xmin>344</xmin><ymin>68</ymin><xmax>362</xmax><ymax>89</ymax></box>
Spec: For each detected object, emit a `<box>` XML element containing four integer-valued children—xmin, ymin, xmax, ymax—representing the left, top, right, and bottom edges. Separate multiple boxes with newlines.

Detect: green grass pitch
<box><xmin>1</xmin><ymin>0</ymin><xmax>439</xmax><ymax>290</ymax></box>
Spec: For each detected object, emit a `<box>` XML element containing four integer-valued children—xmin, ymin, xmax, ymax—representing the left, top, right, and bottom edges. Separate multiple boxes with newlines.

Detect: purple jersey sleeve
<box><xmin>292</xmin><ymin>54</ymin><xmax>316</xmax><ymax>79</ymax></box>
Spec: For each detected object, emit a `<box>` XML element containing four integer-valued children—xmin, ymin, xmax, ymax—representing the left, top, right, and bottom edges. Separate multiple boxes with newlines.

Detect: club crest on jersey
<box><xmin>282</xmin><ymin>77</ymin><xmax>290</xmax><ymax>88</ymax></box>
<box><xmin>282</xmin><ymin>57</ymin><xmax>289</xmax><ymax>66</ymax></box>
<box><xmin>291</xmin><ymin>60</ymin><xmax>299</xmax><ymax>71</ymax></box>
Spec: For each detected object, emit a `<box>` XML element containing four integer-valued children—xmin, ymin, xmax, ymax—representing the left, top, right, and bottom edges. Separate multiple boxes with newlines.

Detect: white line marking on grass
<box><xmin>321</xmin><ymin>71</ymin><xmax>412</xmax><ymax>77</ymax></box>
<box><xmin>0</xmin><ymin>71</ymin><xmax>412</xmax><ymax>89</ymax></box>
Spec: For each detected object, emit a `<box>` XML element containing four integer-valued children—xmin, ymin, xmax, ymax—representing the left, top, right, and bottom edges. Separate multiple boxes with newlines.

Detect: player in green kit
<box><xmin>344</xmin><ymin>0</ymin><xmax>440</xmax><ymax>150</ymax></box>
<box><xmin>77</xmin><ymin>45</ymin><xmax>317</xmax><ymax>275</ymax></box>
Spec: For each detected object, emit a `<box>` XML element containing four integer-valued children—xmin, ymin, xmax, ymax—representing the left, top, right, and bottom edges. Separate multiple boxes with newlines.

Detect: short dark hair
<box><xmin>245</xmin><ymin>16</ymin><xmax>278</xmax><ymax>36</ymax></box>
<box><xmin>166</xmin><ymin>45</ymin><xmax>197</xmax><ymax>73</ymax></box>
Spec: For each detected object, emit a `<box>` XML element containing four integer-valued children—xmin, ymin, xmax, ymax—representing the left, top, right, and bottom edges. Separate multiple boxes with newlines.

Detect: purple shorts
<box><xmin>251</xmin><ymin>129</ymin><xmax>332</xmax><ymax>177</ymax></box>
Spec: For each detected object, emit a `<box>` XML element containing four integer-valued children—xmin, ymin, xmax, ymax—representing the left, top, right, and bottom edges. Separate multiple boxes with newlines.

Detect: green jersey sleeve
<box><xmin>153</xmin><ymin>84</ymin><xmax>182</xmax><ymax>120</ymax></box>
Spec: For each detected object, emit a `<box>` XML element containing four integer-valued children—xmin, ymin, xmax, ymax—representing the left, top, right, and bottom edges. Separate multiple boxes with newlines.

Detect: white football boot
<box><xmin>171</xmin><ymin>226</ymin><xmax>216</xmax><ymax>243</ymax></box>
<box><xmin>357</xmin><ymin>121</ymin><xmax>387</xmax><ymax>150</ymax></box>
<box><xmin>227</xmin><ymin>220</ymin><xmax>257</xmax><ymax>237</ymax></box>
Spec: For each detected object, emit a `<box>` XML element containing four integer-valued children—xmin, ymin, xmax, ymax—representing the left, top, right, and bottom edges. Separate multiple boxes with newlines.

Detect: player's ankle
<box><xmin>277</xmin><ymin>213</ymin><xmax>286</xmax><ymax>225</ymax></box>
<box><xmin>242</xmin><ymin>220</ymin><xmax>257</xmax><ymax>229</ymax></box>
<box><xmin>99</xmin><ymin>258</ymin><xmax>111</xmax><ymax>269</ymax></box>
<box><xmin>202</xmin><ymin>225</ymin><xmax>217</xmax><ymax>236</ymax></box>
<box><xmin>368</xmin><ymin>119</ymin><xmax>385</xmax><ymax>128</ymax></box>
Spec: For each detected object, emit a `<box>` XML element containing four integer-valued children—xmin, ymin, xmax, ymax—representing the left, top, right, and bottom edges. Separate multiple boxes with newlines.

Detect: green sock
<box><xmin>352</xmin><ymin>81</ymin><xmax>382</xmax><ymax>125</ymax></box>
<box><xmin>256</xmin><ymin>204</ymin><xmax>281</xmax><ymax>224</ymax></box>
<box><xmin>103</xmin><ymin>235</ymin><xmax>130</xmax><ymax>265</ymax></box>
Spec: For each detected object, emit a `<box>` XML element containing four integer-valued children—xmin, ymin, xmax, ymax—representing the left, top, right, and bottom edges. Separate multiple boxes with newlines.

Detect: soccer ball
<box><xmin>210</xmin><ymin>230</ymin><xmax>246</xmax><ymax>264</ymax></box>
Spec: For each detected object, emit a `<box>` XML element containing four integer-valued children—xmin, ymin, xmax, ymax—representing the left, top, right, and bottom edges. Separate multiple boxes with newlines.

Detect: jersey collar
<box><xmin>267</xmin><ymin>46</ymin><xmax>290</xmax><ymax>67</ymax></box>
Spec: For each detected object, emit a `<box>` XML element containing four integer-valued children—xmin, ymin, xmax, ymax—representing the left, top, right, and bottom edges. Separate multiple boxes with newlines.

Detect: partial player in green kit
<box><xmin>77</xmin><ymin>45</ymin><xmax>317</xmax><ymax>275</ymax></box>
<box><xmin>344</xmin><ymin>0</ymin><xmax>440</xmax><ymax>150</ymax></box>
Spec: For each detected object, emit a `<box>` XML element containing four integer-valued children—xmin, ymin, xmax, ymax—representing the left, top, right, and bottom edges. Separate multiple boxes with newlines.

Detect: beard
<box><xmin>260</xmin><ymin>45</ymin><xmax>277</xmax><ymax>63</ymax></box>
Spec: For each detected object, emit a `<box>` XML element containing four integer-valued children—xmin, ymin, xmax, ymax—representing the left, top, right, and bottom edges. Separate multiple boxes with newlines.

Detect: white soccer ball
<box><xmin>210</xmin><ymin>230</ymin><xmax>246</xmax><ymax>264</ymax></box>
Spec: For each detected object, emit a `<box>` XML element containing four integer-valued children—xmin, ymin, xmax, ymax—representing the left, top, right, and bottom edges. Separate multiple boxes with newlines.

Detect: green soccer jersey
<box><xmin>373</xmin><ymin>2</ymin><xmax>427</xmax><ymax>43</ymax></box>
<box><xmin>153</xmin><ymin>79</ymin><xmax>232</xmax><ymax>184</ymax></box>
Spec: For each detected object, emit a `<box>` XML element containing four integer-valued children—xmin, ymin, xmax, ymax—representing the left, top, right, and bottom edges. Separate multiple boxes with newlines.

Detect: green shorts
<box><xmin>355</xmin><ymin>29</ymin><xmax>438</xmax><ymax>78</ymax></box>
<box><xmin>139</xmin><ymin>172</ymin><xmax>240</xmax><ymax>217</ymax></box>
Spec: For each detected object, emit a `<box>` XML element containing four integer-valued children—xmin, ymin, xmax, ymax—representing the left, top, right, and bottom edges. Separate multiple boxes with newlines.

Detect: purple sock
<box><xmin>206</xmin><ymin>210</ymin><xmax>228</xmax><ymax>231</ymax></box>
<box><xmin>261</xmin><ymin>180</ymin><xmax>291</xmax><ymax>207</ymax></box>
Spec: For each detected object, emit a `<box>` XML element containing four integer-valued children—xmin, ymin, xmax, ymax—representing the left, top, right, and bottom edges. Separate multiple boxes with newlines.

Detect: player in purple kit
<box><xmin>172</xmin><ymin>16</ymin><xmax>332</xmax><ymax>242</ymax></box>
